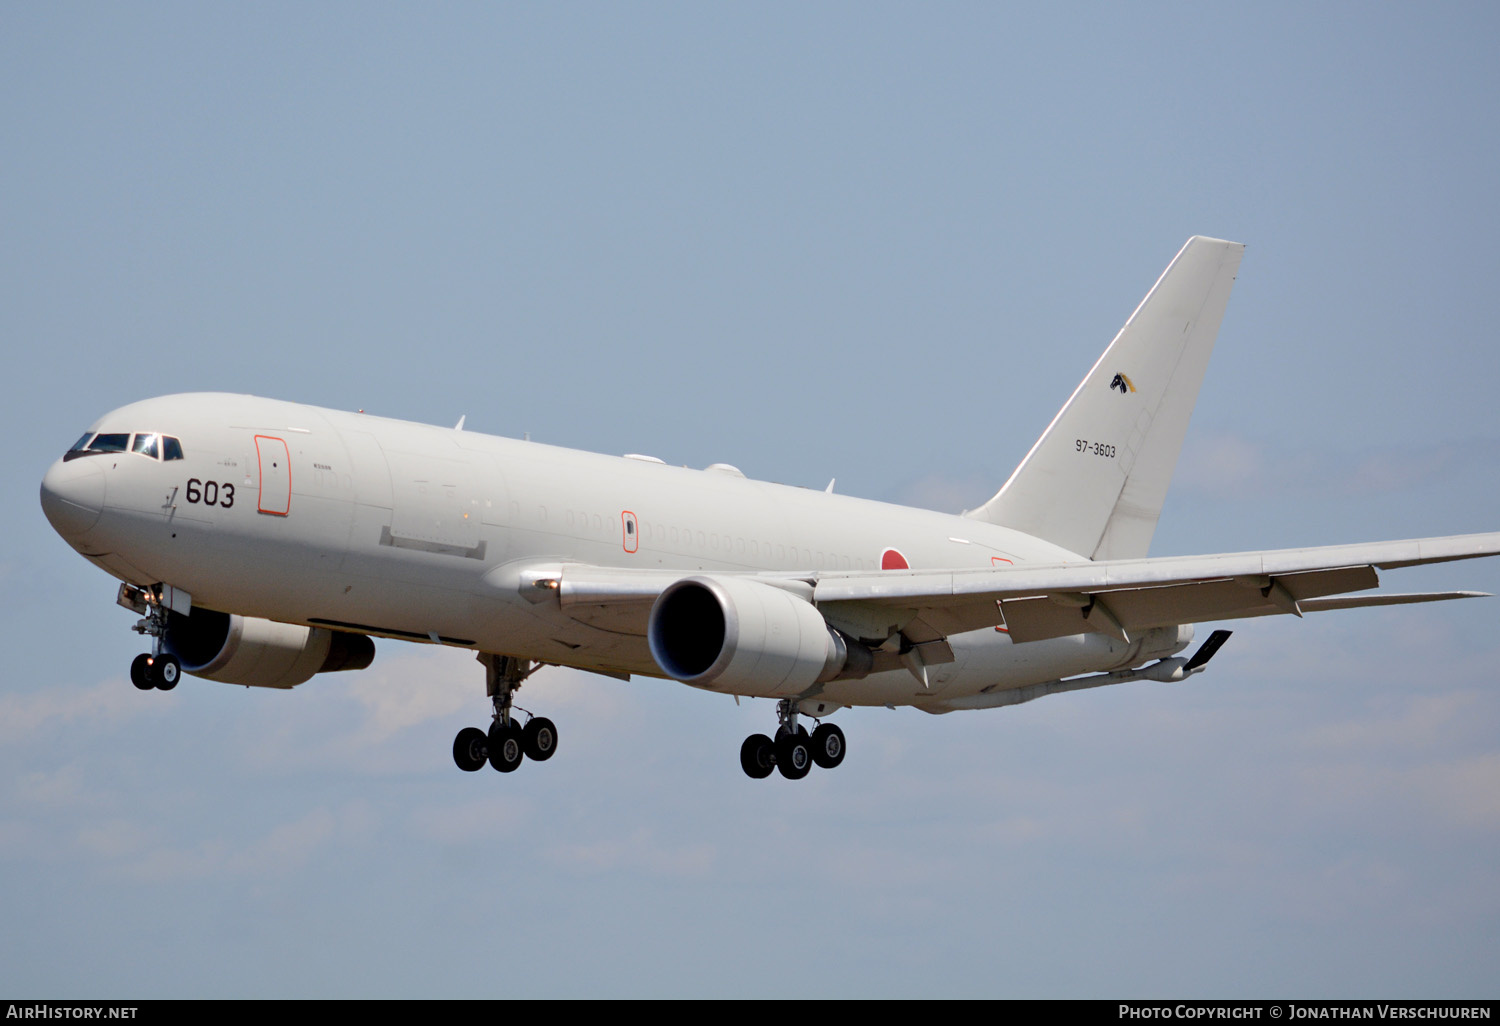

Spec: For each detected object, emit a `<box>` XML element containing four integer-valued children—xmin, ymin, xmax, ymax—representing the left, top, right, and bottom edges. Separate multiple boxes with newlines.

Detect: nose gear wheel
<box><xmin>126</xmin><ymin>586</ymin><xmax>183</xmax><ymax>691</ymax></box>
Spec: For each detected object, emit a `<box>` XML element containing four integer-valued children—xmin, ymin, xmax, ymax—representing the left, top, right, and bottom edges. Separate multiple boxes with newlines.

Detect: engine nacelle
<box><xmin>647</xmin><ymin>576</ymin><xmax>869</xmax><ymax>697</ymax></box>
<box><xmin>164</xmin><ymin>607</ymin><xmax>374</xmax><ymax>689</ymax></box>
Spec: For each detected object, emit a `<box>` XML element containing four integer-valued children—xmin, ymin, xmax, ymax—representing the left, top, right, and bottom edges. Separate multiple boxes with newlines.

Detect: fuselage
<box><xmin>40</xmin><ymin>392</ymin><xmax>1188</xmax><ymax>710</ymax></box>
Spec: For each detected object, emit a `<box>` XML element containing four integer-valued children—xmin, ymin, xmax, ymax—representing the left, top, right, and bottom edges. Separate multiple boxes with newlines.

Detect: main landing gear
<box><xmin>128</xmin><ymin>589</ymin><xmax>181</xmax><ymax>691</ymax></box>
<box><xmin>452</xmin><ymin>654</ymin><xmax>559</xmax><ymax>774</ymax></box>
<box><xmin>739</xmin><ymin>699</ymin><xmax>846</xmax><ymax>780</ymax></box>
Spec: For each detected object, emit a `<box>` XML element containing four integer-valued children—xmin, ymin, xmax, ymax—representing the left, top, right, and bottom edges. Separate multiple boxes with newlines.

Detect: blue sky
<box><xmin>4</xmin><ymin>3</ymin><xmax>1499</xmax><ymax>997</ymax></box>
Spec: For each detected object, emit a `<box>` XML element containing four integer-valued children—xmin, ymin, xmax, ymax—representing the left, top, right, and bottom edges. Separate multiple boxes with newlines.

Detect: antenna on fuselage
<box><xmin>454</xmin><ymin>415</ymin><xmax>466</xmax><ymax>431</ymax></box>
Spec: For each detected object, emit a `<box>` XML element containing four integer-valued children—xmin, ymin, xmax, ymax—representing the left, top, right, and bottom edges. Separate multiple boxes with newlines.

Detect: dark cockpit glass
<box><xmin>63</xmin><ymin>431</ymin><xmax>184</xmax><ymax>462</ymax></box>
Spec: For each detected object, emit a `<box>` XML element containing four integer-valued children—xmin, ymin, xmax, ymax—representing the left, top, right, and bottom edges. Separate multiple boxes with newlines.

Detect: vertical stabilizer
<box><xmin>966</xmin><ymin>236</ymin><xmax>1244</xmax><ymax>560</ymax></box>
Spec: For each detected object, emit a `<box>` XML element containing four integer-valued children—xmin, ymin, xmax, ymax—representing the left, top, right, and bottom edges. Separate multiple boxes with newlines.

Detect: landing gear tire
<box><xmin>811</xmin><ymin>723</ymin><xmax>846</xmax><ymax>769</ymax></box>
<box><xmin>488</xmin><ymin>721</ymin><xmax>524</xmax><ymax>773</ymax></box>
<box><xmin>775</xmin><ymin>730</ymin><xmax>812</xmax><ymax>780</ymax></box>
<box><xmin>152</xmin><ymin>653</ymin><xmax>181</xmax><ymax>691</ymax></box>
<box><xmin>523</xmin><ymin>717</ymin><xmax>558</xmax><ymax>762</ymax></box>
<box><xmin>130</xmin><ymin>654</ymin><xmax>154</xmax><ymax>690</ymax></box>
<box><xmin>739</xmin><ymin>734</ymin><xmax>775</xmax><ymax>779</ymax></box>
<box><xmin>453</xmin><ymin>727</ymin><xmax>489</xmax><ymax>772</ymax></box>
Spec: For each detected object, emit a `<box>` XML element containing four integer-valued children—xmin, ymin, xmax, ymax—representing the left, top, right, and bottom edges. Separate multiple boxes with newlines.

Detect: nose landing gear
<box><xmin>126</xmin><ymin>587</ymin><xmax>182</xmax><ymax>691</ymax></box>
<box><xmin>740</xmin><ymin>699</ymin><xmax>847</xmax><ymax>780</ymax></box>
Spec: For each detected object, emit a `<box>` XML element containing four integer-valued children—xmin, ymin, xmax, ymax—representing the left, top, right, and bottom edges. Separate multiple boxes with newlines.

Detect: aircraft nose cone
<box><xmin>40</xmin><ymin>457</ymin><xmax>105</xmax><ymax>543</ymax></box>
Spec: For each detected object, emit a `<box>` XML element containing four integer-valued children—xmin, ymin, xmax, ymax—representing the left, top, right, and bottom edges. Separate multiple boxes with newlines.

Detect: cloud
<box><xmin>119</xmin><ymin>802</ymin><xmax>379</xmax><ymax>883</ymax></box>
<box><xmin>409</xmin><ymin>795</ymin><xmax>536</xmax><ymax>844</ymax></box>
<box><xmin>1294</xmin><ymin>751</ymin><xmax>1500</xmax><ymax>833</ymax></box>
<box><xmin>1298</xmin><ymin>691</ymin><xmax>1487</xmax><ymax>755</ymax></box>
<box><xmin>0</xmin><ymin>676</ymin><xmax>165</xmax><ymax>745</ymax></box>
<box><xmin>547</xmin><ymin>827</ymin><xmax>716</xmax><ymax>878</ymax></box>
<box><xmin>12</xmin><ymin>764</ymin><xmax>91</xmax><ymax>808</ymax></box>
<box><xmin>882</xmin><ymin>469</ymin><xmax>998</xmax><ymax>514</ymax></box>
<box><xmin>191</xmin><ymin>645</ymin><xmax>657</xmax><ymax>780</ymax></box>
<box><xmin>1418</xmin><ymin>752</ymin><xmax>1500</xmax><ymax>830</ymax></box>
<box><xmin>1176</xmin><ymin>433</ymin><xmax>1267</xmax><ymax>496</ymax></box>
<box><xmin>1176</xmin><ymin>433</ymin><xmax>1500</xmax><ymax>501</ymax></box>
<box><xmin>344</xmin><ymin>647</ymin><xmax>477</xmax><ymax>743</ymax></box>
<box><xmin>75</xmin><ymin>817</ymin><xmax>154</xmax><ymax>859</ymax></box>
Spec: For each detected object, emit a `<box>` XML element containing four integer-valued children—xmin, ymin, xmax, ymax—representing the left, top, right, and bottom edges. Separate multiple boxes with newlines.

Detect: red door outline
<box><xmin>255</xmin><ymin>435</ymin><xmax>291</xmax><ymax>516</ymax></box>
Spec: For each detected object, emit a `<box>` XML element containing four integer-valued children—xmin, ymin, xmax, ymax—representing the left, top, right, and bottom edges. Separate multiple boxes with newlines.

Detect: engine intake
<box><xmin>648</xmin><ymin>576</ymin><xmax>870</xmax><ymax>697</ymax></box>
<box><xmin>164</xmin><ymin>607</ymin><xmax>374</xmax><ymax>689</ymax></box>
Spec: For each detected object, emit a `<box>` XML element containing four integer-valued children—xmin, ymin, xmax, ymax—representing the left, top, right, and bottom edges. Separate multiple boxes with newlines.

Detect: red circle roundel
<box><xmin>880</xmin><ymin>548</ymin><xmax>910</xmax><ymax>570</ymax></box>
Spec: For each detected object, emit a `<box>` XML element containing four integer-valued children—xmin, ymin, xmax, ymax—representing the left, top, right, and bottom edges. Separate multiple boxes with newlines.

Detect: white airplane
<box><xmin>39</xmin><ymin>237</ymin><xmax>1500</xmax><ymax>780</ymax></box>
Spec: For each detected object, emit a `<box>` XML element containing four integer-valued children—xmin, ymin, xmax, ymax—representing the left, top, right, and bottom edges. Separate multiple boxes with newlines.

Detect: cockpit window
<box><xmin>64</xmin><ymin>431</ymin><xmax>183</xmax><ymax>461</ymax></box>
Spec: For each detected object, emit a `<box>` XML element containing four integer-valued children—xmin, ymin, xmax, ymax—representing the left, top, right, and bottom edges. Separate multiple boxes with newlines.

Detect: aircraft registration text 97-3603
<box><xmin>1075</xmin><ymin>439</ymin><xmax>1117</xmax><ymax>458</ymax></box>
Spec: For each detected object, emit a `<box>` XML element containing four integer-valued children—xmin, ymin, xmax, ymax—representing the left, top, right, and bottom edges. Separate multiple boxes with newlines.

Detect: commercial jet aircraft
<box><xmin>39</xmin><ymin>237</ymin><xmax>1500</xmax><ymax>780</ymax></box>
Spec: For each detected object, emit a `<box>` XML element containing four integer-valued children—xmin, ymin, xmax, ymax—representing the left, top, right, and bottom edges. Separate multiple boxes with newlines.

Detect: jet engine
<box><xmin>163</xmin><ymin>607</ymin><xmax>374</xmax><ymax>689</ymax></box>
<box><xmin>647</xmin><ymin>576</ymin><xmax>870</xmax><ymax>697</ymax></box>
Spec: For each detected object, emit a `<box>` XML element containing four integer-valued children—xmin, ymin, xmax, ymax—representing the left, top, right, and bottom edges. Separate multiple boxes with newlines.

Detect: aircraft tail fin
<box><xmin>966</xmin><ymin>236</ymin><xmax>1245</xmax><ymax>560</ymax></box>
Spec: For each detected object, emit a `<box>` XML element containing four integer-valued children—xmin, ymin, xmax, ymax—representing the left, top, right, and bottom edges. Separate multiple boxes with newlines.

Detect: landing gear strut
<box><xmin>451</xmin><ymin>654</ymin><xmax>559</xmax><ymax>774</ymax></box>
<box><xmin>740</xmin><ymin>699</ymin><xmax>847</xmax><ymax>780</ymax></box>
<box><xmin>128</xmin><ymin>587</ymin><xmax>181</xmax><ymax>691</ymax></box>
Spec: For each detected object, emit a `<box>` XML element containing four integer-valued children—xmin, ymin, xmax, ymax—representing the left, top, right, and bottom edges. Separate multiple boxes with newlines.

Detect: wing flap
<box><xmin>993</xmin><ymin>565</ymin><xmax>1379</xmax><ymax>643</ymax></box>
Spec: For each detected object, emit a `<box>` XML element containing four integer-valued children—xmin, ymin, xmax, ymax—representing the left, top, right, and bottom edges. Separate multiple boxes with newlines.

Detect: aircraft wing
<box><xmin>546</xmin><ymin>531</ymin><xmax>1500</xmax><ymax>646</ymax></box>
<box><xmin>810</xmin><ymin>531</ymin><xmax>1500</xmax><ymax>644</ymax></box>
